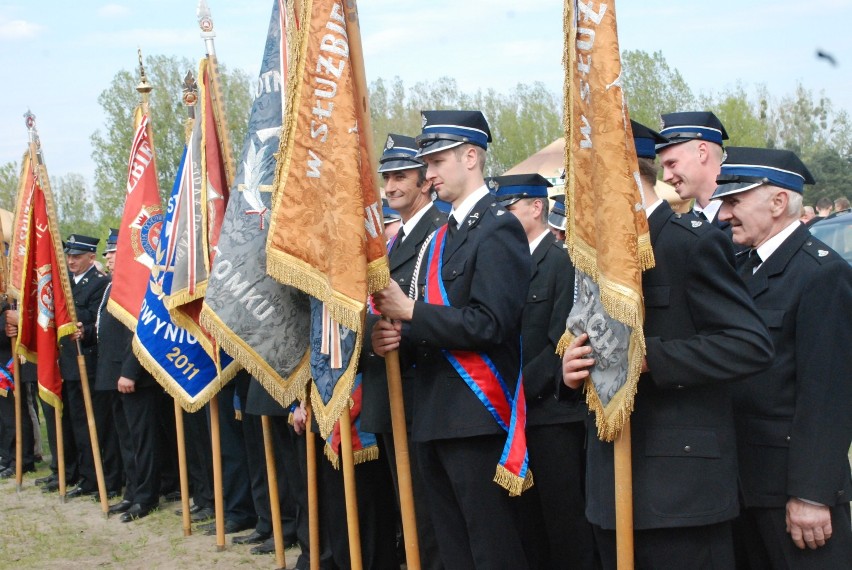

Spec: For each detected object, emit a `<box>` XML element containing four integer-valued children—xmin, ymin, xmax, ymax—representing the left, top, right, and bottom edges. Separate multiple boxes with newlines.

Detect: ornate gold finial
<box><xmin>182</xmin><ymin>71</ymin><xmax>199</xmax><ymax>107</ymax></box>
<box><xmin>136</xmin><ymin>48</ymin><xmax>152</xmax><ymax>95</ymax></box>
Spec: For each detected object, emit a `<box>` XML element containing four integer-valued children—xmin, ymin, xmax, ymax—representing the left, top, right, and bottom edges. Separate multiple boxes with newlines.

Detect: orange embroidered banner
<box><xmin>265</xmin><ymin>0</ymin><xmax>387</xmax><ymax>435</ymax></box>
<box><xmin>560</xmin><ymin>0</ymin><xmax>654</xmax><ymax>441</ymax></box>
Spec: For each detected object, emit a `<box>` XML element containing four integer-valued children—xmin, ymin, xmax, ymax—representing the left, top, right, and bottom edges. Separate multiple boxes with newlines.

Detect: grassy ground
<box><xmin>0</xmin><ymin>462</ymin><xmax>299</xmax><ymax>570</ymax></box>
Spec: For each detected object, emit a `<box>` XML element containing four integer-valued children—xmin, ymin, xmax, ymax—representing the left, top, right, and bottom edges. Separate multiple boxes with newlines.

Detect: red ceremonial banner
<box><xmin>16</xmin><ymin>147</ymin><xmax>77</xmax><ymax>409</ymax></box>
<box><xmin>108</xmin><ymin>108</ymin><xmax>164</xmax><ymax>329</ymax></box>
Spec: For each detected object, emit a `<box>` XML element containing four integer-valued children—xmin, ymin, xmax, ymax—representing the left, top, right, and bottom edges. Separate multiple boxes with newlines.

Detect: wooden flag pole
<box><xmin>75</xmin><ymin>339</ymin><xmax>109</xmax><ymax>517</ymax></box>
<box><xmin>341</xmin><ymin>1</ymin><xmax>421</xmax><ymax>567</ymax></box>
<box><xmin>261</xmin><ymin>415</ymin><xmax>286</xmax><ymax>570</ymax></box>
<box><xmin>56</xmin><ymin>402</ymin><xmax>66</xmax><ymax>502</ymax></box>
<box><xmin>209</xmin><ymin>394</ymin><xmax>226</xmax><ymax>551</ymax></box>
<box><xmin>305</xmin><ymin>394</ymin><xmax>320</xmax><ymax>570</ymax></box>
<box><xmin>12</xmin><ymin>344</ymin><xmax>23</xmax><ymax>492</ymax></box>
<box><xmin>174</xmin><ymin>402</ymin><xmax>192</xmax><ymax>536</ymax></box>
<box><xmin>614</xmin><ymin>420</ymin><xmax>634</xmax><ymax>570</ymax></box>
<box><xmin>338</xmin><ymin>404</ymin><xmax>363</xmax><ymax>570</ymax></box>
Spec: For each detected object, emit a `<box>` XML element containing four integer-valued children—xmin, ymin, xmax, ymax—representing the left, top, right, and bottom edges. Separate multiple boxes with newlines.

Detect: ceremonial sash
<box><xmin>424</xmin><ymin>225</ymin><xmax>532</xmax><ymax>496</ymax></box>
<box><xmin>0</xmin><ymin>358</ymin><xmax>13</xmax><ymax>396</ymax></box>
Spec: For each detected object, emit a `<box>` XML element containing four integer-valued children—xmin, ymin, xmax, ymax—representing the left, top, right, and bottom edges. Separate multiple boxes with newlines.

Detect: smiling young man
<box><xmin>371</xmin><ymin>111</ymin><xmax>532</xmax><ymax>569</ymax></box>
<box><xmin>656</xmin><ymin>111</ymin><xmax>729</xmax><ymax>226</ymax></box>
<box><xmin>713</xmin><ymin>147</ymin><xmax>852</xmax><ymax>569</ymax></box>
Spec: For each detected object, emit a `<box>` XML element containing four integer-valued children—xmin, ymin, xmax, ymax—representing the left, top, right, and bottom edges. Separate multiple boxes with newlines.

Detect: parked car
<box><xmin>809</xmin><ymin>211</ymin><xmax>852</xmax><ymax>265</ymax></box>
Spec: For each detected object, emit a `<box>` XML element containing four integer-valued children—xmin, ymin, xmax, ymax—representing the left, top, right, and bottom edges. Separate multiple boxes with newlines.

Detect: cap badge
<box><xmin>818</xmin><ymin>249</ymin><xmax>829</xmax><ymax>257</ymax></box>
<box><xmin>385</xmin><ymin>136</ymin><xmax>394</xmax><ymax>150</ymax></box>
<box><xmin>421</xmin><ymin>113</ymin><xmax>428</xmax><ymax>128</ymax></box>
<box><xmin>659</xmin><ymin>118</ymin><xmax>666</xmax><ymax>130</ymax></box>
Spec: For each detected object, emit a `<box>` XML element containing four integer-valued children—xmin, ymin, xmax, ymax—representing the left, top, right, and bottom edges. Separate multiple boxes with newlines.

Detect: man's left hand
<box><xmin>786</xmin><ymin>497</ymin><xmax>832</xmax><ymax>550</ymax></box>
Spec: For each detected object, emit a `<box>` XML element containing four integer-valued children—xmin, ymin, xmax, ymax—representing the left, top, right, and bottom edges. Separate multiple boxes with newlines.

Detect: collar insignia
<box><xmin>691</xmin><ymin>220</ymin><xmax>702</xmax><ymax>228</ymax></box>
<box><xmin>818</xmin><ymin>249</ymin><xmax>829</xmax><ymax>257</ymax></box>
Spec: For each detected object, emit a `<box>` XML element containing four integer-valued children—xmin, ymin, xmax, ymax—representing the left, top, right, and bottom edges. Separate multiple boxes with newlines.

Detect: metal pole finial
<box><xmin>137</xmin><ymin>48</ymin><xmax>153</xmax><ymax>95</ymax></box>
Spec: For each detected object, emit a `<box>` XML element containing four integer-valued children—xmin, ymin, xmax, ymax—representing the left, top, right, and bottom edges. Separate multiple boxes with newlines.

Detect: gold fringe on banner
<box><xmin>131</xmin><ymin>334</ymin><xmax>241</xmax><ymax>413</ymax></box>
<box><xmin>324</xmin><ymin>441</ymin><xmax>379</xmax><ymax>470</ymax></box>
<box><xmin>308</xmin><ymin>329</ymin><xmax>363</xmax><ymax>439</ymax></box>
<box><xmin>198</xmin><ymin>306</ymin><xmax>312</xmax><ymax>409</ymax></box>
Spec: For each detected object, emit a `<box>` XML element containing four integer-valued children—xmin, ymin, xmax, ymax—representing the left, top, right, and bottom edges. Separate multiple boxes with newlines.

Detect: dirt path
<box><xmin>0</xmin><ymin>466</ymin><xmax>300</xmax><ymax>570</ymax></box>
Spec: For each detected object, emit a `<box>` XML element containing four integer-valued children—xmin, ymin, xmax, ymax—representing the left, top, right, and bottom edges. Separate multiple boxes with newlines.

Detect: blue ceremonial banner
<box><xmin>134</xmin><ymin>149</ymin><xmax>240</xmax><ymax>411</ymax></box>
<box><xmin>200</xmin><ymin>0</ymin><xmax>312</xmax><ymax>409</ymax></box>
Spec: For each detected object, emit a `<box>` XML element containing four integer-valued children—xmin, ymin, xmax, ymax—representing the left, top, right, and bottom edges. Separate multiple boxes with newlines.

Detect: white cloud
<box><xmin>98</xmin><ymin>4</ymin><xmax>131</xmax><ymax>19</ymax></box>
<box><xmin>0</xmin><ymin>17</ymin><xmax>43</xmax><ymax>40</ymax></box>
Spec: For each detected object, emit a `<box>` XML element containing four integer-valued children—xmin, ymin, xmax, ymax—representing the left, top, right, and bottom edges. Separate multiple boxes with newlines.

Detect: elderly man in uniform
<box><xmin>712</xmin><ymin>147</ymin><xmax>852</xmax><ymax>569</ymax></box>
<box><xmin>372</xmin><ymin>110</ymin><xmax>531</xmax><ymax>568</ymax></box>
<box><xmin>51</xmin><ymin>234</ymin><xmax>109</xmax><ymax>499</ymax></box>
<box><xmin>492</xmin><ymin>173</ymin><xmax>597</xmax><ymax>569</ymax></box>
<box><xmin>656</xmin><ymin>111</ymin><xmax>729</xmax><ymax>227</ymax></box>
<box><xmin>562</xmin><ymin>122</ymin><xmax>774</xmax><ymax>569</ymax></box>
<box><xmin>362</xmin><ymin>133</ymin><xmax>446</xmax><ymax>569</ymax></box>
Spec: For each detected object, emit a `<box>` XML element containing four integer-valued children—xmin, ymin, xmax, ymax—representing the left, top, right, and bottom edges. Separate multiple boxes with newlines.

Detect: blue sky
<box><xmin>1</xmin><ymin>0</ymin><xmax>850</xmax><ymax>185</ymax></box>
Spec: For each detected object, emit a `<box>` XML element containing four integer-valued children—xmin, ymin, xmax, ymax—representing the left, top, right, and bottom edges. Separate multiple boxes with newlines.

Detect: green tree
<box><xmin>701</xmin><ymin>84</ymin><xmax>770</xmax><ymax>148</ymax></box>
<box><xmin>368</xmin><ymin>77</ymin><xmax>562</xmax><ymax>177</ymax></box>
<box><xmin>621</xmin><ymin>50</ymin><xmax>696</xmax><ymax>128</ymax></box>
<box><xmin>0</xmin><ymin>160</ymin><xmax>20</xmax><ymax>213</ymax></box>
<box><xmin>53</xmin><ymin>172</ymin><xmax>103</xmax><ymax>242</ymax></box>
<box><xmin>91</xmin><ymin>55</ymin><xmax>252</xmax><ymax>225</ymax></box>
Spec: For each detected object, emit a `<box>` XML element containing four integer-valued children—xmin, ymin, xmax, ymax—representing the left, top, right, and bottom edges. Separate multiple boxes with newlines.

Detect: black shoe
<box><xmin>233</xmin><ymin>530</ymin><xmax>272</xmax><ymax>545</ymax></box>
<box><xmin>161</xmin><ymin>490</ymin><xmax>181</xmax><ymax>503</ymax></box>
<box><xmin>0</xmin><ymin>463</ymin><xmax>36</xmax><ymax>478</ymax></box>
<box><xmin>65</xmin><ymin>485</ymin><xmax>97</xmax><ymax>499</ymax></box>
<box><xmin>35</xmin><ymin>473</ymin><xmax>57</xmax><ymax>486</ymax></box>
<box><xmin>120</xmin><ymin>503</ymin><xmax>158</xmax><ymax>522</ymax></box>
<box><xmin>251</xmin><ymin>538</ymin><xmax>275</xmax><ymax>555</ymax></box>
<box><xmin>108</xmin><ymin>499</ymin><xmax>133</xmax><ymax>515</ymax></box>
<box><xmin>202</xmin><ymin>518</ymin><xmax>256</xmax><ymax>535</ymax></box>
<box><xmin>42</xmin><ymin>477</ymin><xmax>79</xmax><ymax>493</ymax></box>
<box><xmin>174</xmin><ymin>503</ymin><xmax>201</xmax><ymax>516</ymax></box>
<box><xmin>190</xmin><ymin>507</ymin><xmax>215</xmax><ymax>523</ymax></box>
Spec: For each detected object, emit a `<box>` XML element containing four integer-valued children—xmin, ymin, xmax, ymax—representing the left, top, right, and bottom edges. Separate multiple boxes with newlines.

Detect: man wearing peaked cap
<box><xmin>356</xmin><ymin>133</ymin><xmax>447</xmax><ymax>569</ymax></box>
<box><xmin>372</xmin><ymin>111</ymin><xmax>532</xmax><ymax>568</ymax></box>
<box><xmin>103</xmin><ymin>227</ymin><xmax>118</xmax><ymax>256</ymax></box>
<box><xmin>656</xmin><ymin>111</ymin><xmax>731</xmax><ymax>227</ymax></box>
<box><xmin>548</xmin><ymin>194</ymin><xmax>566</xmax><ymax>240</ymax></box>
<box><xmin>45</xmin><ymin>234</ymin><xmax>110</xmax><ymax>499</ymax></box>
<box><xmin>563</xmin><ymin>122</ymin><xmax>774</xmax><ymax>569</ymax></box>
<box><xmin>712</xmin><ymin>147</ymin><xmax>852</xmax><ymax>568</ymax></box>
<box><xmin>495</xmin><ymin>173</ymin><xmax>598</xmax><ymax>569</ymax></box>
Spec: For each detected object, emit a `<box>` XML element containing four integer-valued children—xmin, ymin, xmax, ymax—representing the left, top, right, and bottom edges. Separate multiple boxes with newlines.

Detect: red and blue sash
<box><xmin>0</xmin><ymin>358</ymin><xmax>13</xmax><ymax>396</ymax></box>
<box><xmin>424</xmin><ymin>225</ymin><xmax>533</xmax><ymax>496</ymax></box>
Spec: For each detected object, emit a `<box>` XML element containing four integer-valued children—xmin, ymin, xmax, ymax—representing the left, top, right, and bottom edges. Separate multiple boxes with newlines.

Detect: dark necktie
<box><xmin>390</xmin><ymin>227</ymin><xmax>405</xmax><ymax>255</ymax></box>
<box><xmin>447</xmin><ymin>215</ymin><xmax>458</xmax><ymax>237</ymax></box>
<box><xmin>693</xmin><ymin>209</ymin><xmax>708</xmax><ymax>221</ymax></box>
<box><xmin>739</xmin><ymin>250</ymin><xmax>762</xmax><ymax>278</ymax></box>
